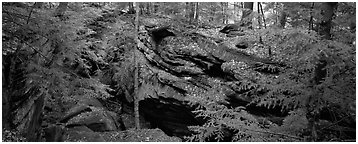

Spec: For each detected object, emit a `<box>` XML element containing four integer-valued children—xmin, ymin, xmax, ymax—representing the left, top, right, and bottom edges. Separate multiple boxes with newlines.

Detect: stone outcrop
<box><xmin>134</xmin><ymin>22</ymin><xmax>286</xmax><ymax>138</ymax></box>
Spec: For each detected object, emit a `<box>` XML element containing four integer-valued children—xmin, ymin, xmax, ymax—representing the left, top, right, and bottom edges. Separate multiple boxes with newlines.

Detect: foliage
<box><xmin>2</xmin><ymin>2</ymin><xmax>355</xmax><ymax>142</ymax></box>
<box><xmin>254</xmin><ymin>27</ymin><xmax>355</xmax><ymax>140</ymax></box>
<box><xmin>184</xmin><ymin>17</ymin><xmax>354</xmax><ymax>141</ymax></box>
<box><xmin>2</xmin><ymin>3</ymin><xmax>116</xmax><ymax>140</ymax></box>
<box><xmin>184</xmin><ymin>79</ymin><xmax>282</xmax><ymax>142</ymax></box>
<box><xmin>256</xmin><ymin>27</ymin><xmax>355</xmax><ymax>111</ymax></box>
<box><xmin>2</xmin><ymin>128</ymin><xmax>27</xmax><ymax>142</ymax></box>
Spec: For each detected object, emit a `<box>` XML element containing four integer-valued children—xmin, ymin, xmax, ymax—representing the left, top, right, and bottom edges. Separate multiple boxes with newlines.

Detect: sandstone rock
<box><xmin>64</xmin><ymin>126</ymin><xmax>105</xmax><ymax>142</ymax></box>
<box><xmin>66</xmin><ymin>107</ymin><xmax>120</xmax><ymax>132</ymax></box>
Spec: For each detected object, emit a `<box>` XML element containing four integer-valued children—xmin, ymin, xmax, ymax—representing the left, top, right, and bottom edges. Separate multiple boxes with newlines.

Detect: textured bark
<box><xmin>317</xmin><ymin>2</ymin><xmax>338</xmax><ymax>40</ymax></box>
<box><xmin>314</xmin><ymin>2</ymin><xmax>337</xmax><ymax>84</ymax></box>
<box><xmin>279</xmin><ymin>11</ymin><xmax>287</xmax><ymax>28</ymax></box>
<box><xmin>242</xmin><ymin>2</ymin><xmax>254</xmax><ymax>18</ymax></box>
<box><xmin>309</xmin><ymin>3</ymin><xmax>315</xmax><ymax>30</ymax></box>
<box><xmin>259</xmin><ymin>2</ymin><xmax>267</xmax><ymax>29</ymax></box>
<box><xmin>134</xmin><ymin>2</ymin><xmax>141</xmax><ymax>130</ymax></box>
<box><xmin>55</xmin><ymin>2</ymin><xmax>68</xmax><ymax>18</ymax></box>
<box><xmin>242</xmin><ymin>2</ymin><xmax>254</xmax><ymax>28</ymax></box>
<box><xmin>194</xmin><ymin>2</ymin><xmax>199</xmax><ymax>22</ymax></box>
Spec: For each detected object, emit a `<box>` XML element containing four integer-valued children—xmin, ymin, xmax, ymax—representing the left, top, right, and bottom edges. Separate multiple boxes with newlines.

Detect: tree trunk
<box><xmin>307</xmin><ymin>2</ymin><xmax>338</xmax><ymax>141</ymax></box>
<box><xmin>153</xmin><ymin>2</ymin><xmax>159</xmax><ymax>13</ymax></box>
<box><xmin>309</xmin><ymin>3</ymin><xmax>315</xmax><ymax>30</ymax></box>
<box><xmin>242</xmin><ymin>2</ymin><xmax>253</xmax><ymax>28</ymax></box>
<box><xmin>134</xmin><ymin>2</ymin><xmax>141</xmax><ymax>130</ymax></box>
<box><xmin>128</xmin><ymin>2</ymin><xmax>135</xmax><ymax>14</ymax></box>
<box><xmin>55</xmin><ymin>2</ymin><xmax>68</xmax><ymax>19</ymax></box>
<box><xmin>314</xmin><ymin>2</ymin><xmax>337</xmax><ymax>84</ymax></box>
<box><xmin>194</xmin><ymin>2</ymin><xmax>199</xmax><ymax>23</ymax></box>
<box><xmin>279</xmin><ymin>11</ymin><xmax>287</xmax><ymax>28</ymax></box>
<box><xmin>221</xmin><ymin>2</ymin><xmax>227</xmax><ymax>24</ymax></box>
<box><xmin>185</xmin><ymin>2</ymin><xmax>190</xmax><ymax>19</ymax></box>
<box><xmin>210</xmin><ymin>3</ymin><xmax>215</xmax><ymax>22</ymax></box>
<box><xmin>259</xmin><ymin>2</ymin><xmax>267</xmax><ymax>29</ymax></box>
<box><xmin>317</xmin><ymin>2</ymin><xmax>338</xmax><ymax>40</ymax></box>
<box><xmin>257</xmin><ymin>2</ymin><xmax>261</xmax><ymax>29</ymax></box>
<box><xmin>190</xmin><ymin>2</ymin><xmax>195</xmax><ymax>23</ymax></box>
<box><xmin>146</xmin><ymin>2</ymin><xmax>151</xmax><ymax>14</ymax></box>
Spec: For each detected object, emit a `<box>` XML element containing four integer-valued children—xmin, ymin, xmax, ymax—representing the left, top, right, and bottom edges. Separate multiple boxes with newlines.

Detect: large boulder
<box><xmin>134</xmin><ymin>23</ymin><xmax>288</xmax><ymax>138</ymax></box>
<box><xmin>64</xmin><ymin>106</ymin><xmax>121</xmax><ymax>132</ymax></box>
<box><xmin>219</xmin><ymin>24</ymin><xmax>241</xmax><ymax>34</ymax></box>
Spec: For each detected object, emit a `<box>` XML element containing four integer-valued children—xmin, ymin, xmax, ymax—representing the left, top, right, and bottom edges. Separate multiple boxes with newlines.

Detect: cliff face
<box><xmin>134</xmin><ymin>20</ymin><xmax>285</xmax><ymax>138</ymax></box>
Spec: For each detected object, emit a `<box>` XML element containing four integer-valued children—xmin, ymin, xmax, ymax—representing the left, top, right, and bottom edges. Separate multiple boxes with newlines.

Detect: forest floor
<box><xmin>99</xmin><ymin>128</ymin><xmax>182</xmax><ymax>142</ymax></box>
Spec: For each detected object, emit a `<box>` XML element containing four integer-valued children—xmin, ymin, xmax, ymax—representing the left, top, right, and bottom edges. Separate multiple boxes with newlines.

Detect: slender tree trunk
<box><xmin>259</xmin><ymin>2</ymin><xmax>266</xmax><ymax>29</ymax></box>
<box><xmin>279</xmin><ymin>11</ymin><xmax>287</xmax><ymax>28</ymax></box>
<box><xmin>154</xmin><ymin>2</ymin><xmax>159</xmax><ymax>13</ymax></box>
<box><xmin>190</xmin><ymin>2</ymin><xmax>196</xmax><ymax>23</ymax></box>
<box><xmin>210</xmin><ymin>3</ymin><xmax>215</xmax><ymax>22</ymax></box>
<box><xmin>274</xmin><ymin>2</ymin><xmax>278</xmax><ymax>25</ymax></box>
<box><xmin>185</xmin><ymin>2</ymin><xmax>190</xmax><ymax>19</ymax></box>
<box><xmin>194</xmin><ymin>2</ymin><xmax>199</xmax><ymax>23</ymax></box>
<box><xmin>139</xmin><ymin>3</ymin><xmax>144</xmax><ymax>15</ymax></box>
<box><xmin>221</xmin><ymin>2</ymin><xmax>227</xmax><ymax>24</ymax></box>
<box><xmin>242</xmin><ymin>2</ymin><xmax>253</xmax><ymax>28</ymax></box>
<box><xmin>257</xmin><ymin>3</ymin><xmax>261</xmax><ymax>29</ymax></box>
<box><xmin>128</xmin><ymin>2</ymin><xmax>135</xmax><ymax>14</ymax></box>
<box><xmin>146</xmin><ymin>2</ymin><xmax>151</xmax><ymax>14</ymax></box>
<box><xmin>193</xmin><ymin>3</ymin><xmax>197</xmax><ymax>22</ymax></box>
<box><xmin>134</xmin><ymin>2</ymin><xmax>140</xmax><ymax>130</ymax></box>
<box><xmin>309</xmin><ymin>3</ymin><xmax>315</xmax><ymax>30</ymax></box>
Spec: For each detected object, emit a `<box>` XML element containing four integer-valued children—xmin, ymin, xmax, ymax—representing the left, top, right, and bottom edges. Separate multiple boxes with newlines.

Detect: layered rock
<box><xmin>134</xmin><ymin>23</ymin><xmax>285</xmax><ymax>138</ymax></box>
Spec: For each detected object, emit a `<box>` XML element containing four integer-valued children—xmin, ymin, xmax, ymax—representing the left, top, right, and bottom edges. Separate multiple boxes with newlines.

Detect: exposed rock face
<box><xmin>219</xmin><ymin>24</ymin><xmax>240</xmax><ymax>34</ymax></box>
<box><xmin>139</xmin><ymin>97</ymin><xmax>205</xmax><ymax>138</ymax></box>
<box><xmin>44</xmin><ymin>124</ymin><xmax>65</xmax><ymax>142</ymax></box>
<box><xmin>135</xmin><ymin>24</ymin><xmax>285</xmax><ymax>138</ymax></box>
<box><xmin>64</xmin><ymin>126</ymin><xmax>106</xmax><ymax>142</ymax></box>
<box><xmin>60</xmin><ymin>96</ymin><xmax>124</xmax><ymax>132</ymax></box>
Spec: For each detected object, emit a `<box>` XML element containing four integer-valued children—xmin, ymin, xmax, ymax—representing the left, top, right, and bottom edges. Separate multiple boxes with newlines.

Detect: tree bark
<box><xmin>309</xmin><ymin>3</ymin><xmax>315</xmax><ymax>30</ymax></box>
<box><xmin>307</xmin><ymin>2</ymin><xmax>338</xmax><ymax>141</ymax></box>
<box><xmin>190</xmin><ymin>2</ymin><xmax>195</xmax><ymax>23</ymax></box>
<box><xmin>195</xmin><ymin>2</ymin><xmax>199</xmax><ymax>22</ymax></box>
<box><xmin>242</xmin><ymin>2</ymin><xmax>253</xmax><ymax>28</ymax></box>
<box><xmin>257</xmin><ymin>3</ymin><xmax>261</xmax><ymax>29</ymax></box>
<box><xmin>146</xmin><ymin>2</ymin><xmax>151</xmax><ymax>14</ymax></box>
<box><xmin>259</xmin><ymin>2</ymin><xmax>267</xmax><ymax>29</ymax></box>
<box><xmin>279</xmin><ymin>11</ymin><xmax>287</xmax><ymax>29</ymax></box>
<box><xmin>55</xmin><ymin>2</ymin><xmax>68</xmax><ymax>18</ymax></box>
<box><xmin>317</xmin><ymin>2</ymin><xmax>338</xmax><ymax>40</ymax></box>
<box><xmin>134</xmin><ymin>2</ymin><xmax>141</xmax><ymax>130</ymax></box>
<box><xmin>221</xmin><ymin>2</ymin><xmax>227</xmax><ymax>24</ymax></box>
<box><xmin>128</xmin><ymin>2</ymin><xmax>135</xmax><ymax>14</ymax></box>
<box><xmin>185</xmin><ymin>2</ymin><xmax>190</xmax><ymax>19</ymax></box>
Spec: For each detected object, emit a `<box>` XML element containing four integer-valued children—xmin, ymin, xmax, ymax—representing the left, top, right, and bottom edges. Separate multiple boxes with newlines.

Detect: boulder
<box><xmin>132</xmin><ymin>22</ymin><xmax>289</xmax><ymax>138</ymax></box>
<box><xmin>64</xmin><ymin>126</ymin><xmax>105</xmax><ymax>142</ymax></box>
<box><xmin>44</xmin><ymin>124</ymin><xmax>64</xmax><ymax>142</ymax></box>
<box><xmin>66</xmin><ymin>107</ymin><xmax>121</xmax><ymax>132</ymax></box>
<box><xmin>226</xmin><ymin>30</ymin><xmax>245</xmax><ymax>37</ymax></box>
<box><xmin>235</xmin><ymin>41</ymin><xmax>249</xmax><ymax>49</ymax></box>
<box><xmin>219</xmin><ymin>24</ymin><xmax>240</xmax><ymax>34</ymax></box>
